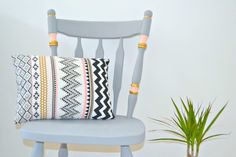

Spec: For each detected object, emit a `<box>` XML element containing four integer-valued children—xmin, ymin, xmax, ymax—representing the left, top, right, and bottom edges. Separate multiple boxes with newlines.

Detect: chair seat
<box><xmin>20</xmin><ymin>116</ymin><xmax>145</xmax><ymax>145</ymax></box>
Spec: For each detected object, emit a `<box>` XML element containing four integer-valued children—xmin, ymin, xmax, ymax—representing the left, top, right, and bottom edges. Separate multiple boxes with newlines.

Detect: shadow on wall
<box><xmin>0</xmin><ymin>13</ymin><xmax>144</xmax><ymax>155</ymax></box>
<box><xmin>0</xmin><ymin>13</ymin><xmax>48</xmax><ymax>157</ymax></box>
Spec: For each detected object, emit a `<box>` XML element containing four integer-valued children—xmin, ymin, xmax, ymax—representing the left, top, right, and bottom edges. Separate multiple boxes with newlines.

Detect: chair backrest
<box><xmin>47</xmin><ymin>9</ymin><xmax>152</xmax><ymax>118</ymax></box>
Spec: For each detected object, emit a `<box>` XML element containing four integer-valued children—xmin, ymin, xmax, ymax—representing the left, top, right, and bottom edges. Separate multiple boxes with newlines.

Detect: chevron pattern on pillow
<box><xmin>12</xmin><ymin>54</ymin><xmax>114</xmax><ymax>124</ymax></box>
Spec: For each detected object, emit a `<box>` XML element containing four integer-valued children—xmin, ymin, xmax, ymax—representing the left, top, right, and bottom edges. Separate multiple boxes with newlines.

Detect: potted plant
<box><xmin>150</xmin><ymin>98</ymin><xmax>228</xmax><ymax>157</ymax></box>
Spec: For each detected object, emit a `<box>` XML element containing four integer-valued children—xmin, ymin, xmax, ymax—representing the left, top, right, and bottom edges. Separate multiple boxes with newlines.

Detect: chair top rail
<box><xmin>55</xmin><ymin>19</ymin><xmax>143</xmax><ymax>39</ymax></box>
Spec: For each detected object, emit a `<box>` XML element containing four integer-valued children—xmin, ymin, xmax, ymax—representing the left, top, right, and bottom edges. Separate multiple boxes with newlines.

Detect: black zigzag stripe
<box><xmin>100</xmin><ymin>60</ymin><xmax>114</xmax><ymax>119</ymax></box>
<box><xmin>92</xmin><ymin>59</ymin><xmax>113</xmax><ymax>119</ymax></box>
<box><xmin>99</xmin><ymin>59</ymin><xmax>111</xmax><ymax>119</ymax></box>
<box><xmin>60</xmin><ymin>58</ymin><xmax>81</xmax><ymax>119</ymax></box>
<box><xmin>92</xmin><ymin>59</ymin><xmax>104</xmax><ymax>119</ymax></box>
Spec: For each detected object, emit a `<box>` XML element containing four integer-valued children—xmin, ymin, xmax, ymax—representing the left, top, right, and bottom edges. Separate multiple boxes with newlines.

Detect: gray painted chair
<box><xmin>20</xmin><ymin>9</ymin><xmax>152</xmax><ymax>157</ymax></box>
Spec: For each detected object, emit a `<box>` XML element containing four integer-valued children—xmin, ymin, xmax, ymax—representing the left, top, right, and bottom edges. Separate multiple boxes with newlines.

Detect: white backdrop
<box><xmin>0</xmin><ymin>0</ymin><xmax>235</xmax><ymax>157</ymax></box>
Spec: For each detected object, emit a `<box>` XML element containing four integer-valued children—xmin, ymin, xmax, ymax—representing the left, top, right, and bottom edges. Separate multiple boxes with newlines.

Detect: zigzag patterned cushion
<box><xmin>12</xmin><ymin>54</ymin><xmax>114</xmax><ymax>124</ymax></box>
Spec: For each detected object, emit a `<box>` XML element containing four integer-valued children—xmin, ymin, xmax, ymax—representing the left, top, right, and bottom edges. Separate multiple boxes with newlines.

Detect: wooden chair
<box><xmin>20</xmin><ymin>9</ymin><xmax>152</xmax><ymax>157</ymax></box>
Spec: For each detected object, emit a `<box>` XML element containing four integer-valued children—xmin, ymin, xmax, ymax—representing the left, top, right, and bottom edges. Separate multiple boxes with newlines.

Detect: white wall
<box><xmin>0</xmin><ymin>0</ymin><xmax>235</xmax><ymax>157</ymax></box>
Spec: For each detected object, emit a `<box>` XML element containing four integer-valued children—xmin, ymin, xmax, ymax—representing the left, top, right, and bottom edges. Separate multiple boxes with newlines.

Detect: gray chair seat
<box><xmin>20</xmin><ymin>116</ymin><xmax>145</xmax><ymax>145</ymax></box>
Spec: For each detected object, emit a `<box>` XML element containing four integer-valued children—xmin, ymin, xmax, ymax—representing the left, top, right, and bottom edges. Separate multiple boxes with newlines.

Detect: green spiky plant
<box><xmin>150</xmin><ymin>98</ymin><xmax>227</xmax><ymax>157</ymax></box>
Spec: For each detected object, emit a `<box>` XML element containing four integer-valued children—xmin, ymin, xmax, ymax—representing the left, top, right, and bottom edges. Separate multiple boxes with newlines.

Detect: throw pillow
<box><xmin>12</xmin><ymin>54</ymin><xmax>114</xmax><ymax>124</ymax></box>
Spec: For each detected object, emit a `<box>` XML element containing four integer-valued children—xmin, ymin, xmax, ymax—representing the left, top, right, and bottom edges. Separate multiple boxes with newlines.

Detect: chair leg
<box><xmin>32</xmin><ymin>141</ymin><xmax>44</xmax><ymax>157</ymax></box>
<box><xmin>121</xmin><ymin>145</ymin><xmax>133</xmax><ymax>157</ymax></box>
<box><xmin>58</xmin><ymin>143</ymin><xmax>68</xmax><ymax>157</ymax></box>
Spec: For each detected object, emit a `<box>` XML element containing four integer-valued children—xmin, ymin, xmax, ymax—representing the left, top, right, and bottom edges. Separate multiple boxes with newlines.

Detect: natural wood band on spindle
<box><xmin>131</xmin><ymin>83</ymin><xmax>139</xmax><ymax>88</ymax></box>
<box><xmin>48</xmin><ymin>12</ymin><xmax>56</xmax><ymax>16</ymax></box>
<box><xmin>49</xmin><ymin>40</ymin><xmax>58</xmax><ymax>46</ymax></box>
<box><xmin>129</xmin><ymin>83</ymin><xmax>140</xmax><ymax>95</ymax></box>
<box><xmin>129</xmin><ymin>91</ymin><xmax>139</xmax><ymax>95</ymax></box>
<box><xmin>144</xmin><ymin>15</ymin><xmax>152</xmax><ymax>19</ymax></box>
<box><xmin>138</xmin><ymin>43</ymin><xmax>147</xmax><ymax>49</ymax></box>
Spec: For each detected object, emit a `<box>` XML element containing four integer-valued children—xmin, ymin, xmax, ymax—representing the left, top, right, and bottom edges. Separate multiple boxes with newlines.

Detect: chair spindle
<box><xmin>58</xmin><ymin>143</ymin><xmax>68</xmax><ymax>157</ymax></box>
<box><xmin>48</xmin><ymin>9</ymin><xmax>58</xmax><ymax>56</ymax></box>
<box><xmin>32</xmin><ymin>142</ymin><xmax>44</xmax><ymax>157</ymax></box>
<box><xmin>113</xmin><ymin>38</ymin><xmax>124</xmax><ymax>114</ymax></box>
<box><xmin>95</xmin><ymin>39</ymin><xmax>104</xmax><ymax>58</ymax></box>
<box><xmin>75</xmin><ymin>37</ymin><xmax>84</xmax><ymax>57</ymax></box>
<box><xmin>127</xmin><ymin>10</ymin><xmax>152</xmax><ymax>118</ymax></box>
<box><xmin>121</xmin><ymin>145</ymin><xmax>133</xmax><ymax>157</ymax></box>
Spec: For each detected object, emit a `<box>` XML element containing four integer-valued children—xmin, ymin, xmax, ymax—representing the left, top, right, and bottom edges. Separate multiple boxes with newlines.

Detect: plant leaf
<box><xmin>149</xmin><ymin>138</ymin><xmax>187</xmax><ymax>143</ymax></box>
<box><xmin>148</xmin><ymin>117</ymin><xmax>173</xmax><ymax>127</ymax></box>
<box><xmin>196</xmin><ymin>105</ymin><xmax>211</xmax><ymax>143</ymax></box>
<box><xmin>202</xmin><ymin>104</ymin><xmax>227</xmax><ymax>138</ymax></box>
<box><xmin>162</xmin><ymin>129</ymin><xmax>186</xmax><ymax>139</ymax></box>
<box><xmin>171</xmin><ymin>98</ymin><xmax>187</xmax><ymax>133</ymax></box>
<box><xmin>180</xmin><ymin>97</ymin><xmax>189</xmax><ymax>114</ymax></box>
<box><xmin>202</xmin><ymin>133</ymin><xmax>229</xmax><ymax>142</ymax></box>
